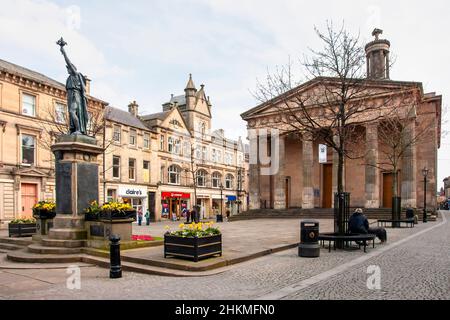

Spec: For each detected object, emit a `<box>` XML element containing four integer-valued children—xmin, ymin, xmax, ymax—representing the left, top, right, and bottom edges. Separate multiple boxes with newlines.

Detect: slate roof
<box><xmin>105</xmin><ymin>106</ymin><xmax>149</xmax><ymax>131</ymax></box>
<box><xmin>0</xmin><ymin>58</ymin><xmax>65</xmax><ymax>90</ymax></box>
<box><xmin>141</xmin><ymin>110</ymin><xmax>170</xmax><ymax>121</ymax></box>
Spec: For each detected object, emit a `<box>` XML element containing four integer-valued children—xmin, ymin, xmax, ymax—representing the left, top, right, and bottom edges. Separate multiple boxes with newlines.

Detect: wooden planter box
<box><xmin>33</xmin><ymin>208</ymin><xmax>56</xmax><ymax>220</ymax></box>
<box><xmin>164</xmin><ymin>234</ymin><xmax>222</xmax><ymax>262</ymax></box>
<box><xmin>8</xmin><ymin>223</ymin><xmax>37</xmax><ymax>237</ymax></box>
<box><xmin>85</xmin><ymin>212</ymin><xmax>100</xmax><ymax>221</ymax></box>
<box><xmin>99</xmin><ymin>210</ymin><xmax>136</xmax><ymax>220</ymax></box>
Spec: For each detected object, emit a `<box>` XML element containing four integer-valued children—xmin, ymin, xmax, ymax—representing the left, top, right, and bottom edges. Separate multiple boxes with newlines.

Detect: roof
<box><xmin>185</xmin><ymin>73</ymin><xmax>196</xmax><ymax>90</ymax></box>
<box><xmin>0</xmin><ymin>58</ymin><xmax>65</xmax><ymax>90</ymax></box>
<box><xmin>167</xmin><ymin>94</ymin><xmax>186</xmax><ymax>107</ymax></box>
<box><xmin>106</xmin><ymin>106</ymin><xmax>149</xmax><ymax>131</ymax></box>
<box><xmin>141</xmin><ymin>110</ymin><xmax>170</xmax><ymax>121</ymax></box>
<box><xmin>0</xmin><ymin>58</ymin><xmax>108</xmax><ymax>105</ymax></box>
<box><xmin>241</xmin><ymin>76</ymin><xmax>425</xmax><ymax>120</ymax></box>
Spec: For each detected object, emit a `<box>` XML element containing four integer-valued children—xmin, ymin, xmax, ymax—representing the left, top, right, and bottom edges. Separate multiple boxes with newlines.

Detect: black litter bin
<box><xmin>298</xmin><ymin>220</ymin><xmax>320</xmax><ymax>257</ymax></box>
<box><xmin>216</xmin><ymin>214</ymin><xmax>223</xmax><ymax>223</ymax></box>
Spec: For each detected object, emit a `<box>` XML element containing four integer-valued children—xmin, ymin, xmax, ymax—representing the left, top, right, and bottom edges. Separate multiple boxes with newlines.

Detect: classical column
<box><xmin>302</xmin><ymin>133</ymin><xmax>314</xmax><ymax>208</ymax></box>
<box><xmin>248</xmin><ymin>130</ymin><xmax>261</xmax><ymax>210</ymax></box>
<box><xmin>401</xmin><ymin>120</ymin><xmax>417</xmax><ymax>207</ymax></box>
<box><xmin>365</xmin><ymin>123</ymin><xmax>380</xmax><ymax>208</ymax></box>
<box><xmin>273</xmin><ymin>135</ymin><xmax>286</xmax><ymax>209</ymax></box>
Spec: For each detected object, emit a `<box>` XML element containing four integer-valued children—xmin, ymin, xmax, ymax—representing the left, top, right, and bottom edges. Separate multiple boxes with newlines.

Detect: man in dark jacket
<box><xmin>348</xmin><ymin>208</ymin><xmax>387</xmax><ymax>243</ymax></box>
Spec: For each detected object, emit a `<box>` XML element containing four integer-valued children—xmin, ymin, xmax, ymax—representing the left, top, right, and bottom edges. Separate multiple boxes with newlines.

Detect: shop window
<box><xmin>168</xmin><ymin>165</ymin><xmax>181</xmax><ymax>185</ymax></box>
<box><xmin>129</xmin><ymin>158</ymin><xmax>136</xmax><ymax>181</ymax></box>
<box><xmin>107</xmin><ymin>189</ymin><xmax>117</xmax><ymax>202</ymax></box>
<box><xmin>22</xmin><ymin>93</ymin><xmax>36</xmax><ymax>117</ymax></box>
<box><xmin>21</xmin><ymin>134</ymin><xmax>35</xmax><ymax>165</ymax></box>
<box><xmin>113</xmin><ymin>156</ymin><xmax>120</xmax><ymax>179</ymax></box>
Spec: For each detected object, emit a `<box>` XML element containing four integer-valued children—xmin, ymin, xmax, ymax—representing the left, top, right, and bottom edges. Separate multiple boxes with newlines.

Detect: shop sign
<box><xmin>118</xmin><ymin>185</ymin><xmax>147</xmax><ymax>197</ymax></box>
<box><xmin>161</xmin><ymin>192</ymin><xmax>191</xmax><ymax>199</ymax></box>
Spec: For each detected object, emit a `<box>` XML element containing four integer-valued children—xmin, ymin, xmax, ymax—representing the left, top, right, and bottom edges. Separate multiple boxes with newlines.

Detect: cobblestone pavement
<box><xmin>0</xmin><ymin>212</ymin><xmax>448</xmax><ymax>300</ymax></box>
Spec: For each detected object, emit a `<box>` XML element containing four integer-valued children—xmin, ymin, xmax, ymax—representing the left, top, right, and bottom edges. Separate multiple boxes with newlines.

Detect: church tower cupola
<box><xmin>184</xmin><ymin>73</ymin><xmax>197</xmax><ymax>96</ymax></box>
<box><xmin>365</xmin><ymin>28</ymin><xmax>391</xmax><ymax>80</ymax></box>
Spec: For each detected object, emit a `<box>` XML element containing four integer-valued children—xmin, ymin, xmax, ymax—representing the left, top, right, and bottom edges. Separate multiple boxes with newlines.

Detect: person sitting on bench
<box><xmin>349</xmin><ymin>208</ymin><xmax>387</xmax><ymax>243</ymax></box>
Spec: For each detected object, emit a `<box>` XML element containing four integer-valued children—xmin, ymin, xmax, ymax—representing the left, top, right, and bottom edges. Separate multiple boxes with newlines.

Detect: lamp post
<box><xmin>220</xmin><ymin>183</ymin><xmax>224</xmax><ymax>220</ymax></box>
<box><xmin>422</xmin><ymin>167</ymin><xmax>429</xmax><ymax>223</ymax></box>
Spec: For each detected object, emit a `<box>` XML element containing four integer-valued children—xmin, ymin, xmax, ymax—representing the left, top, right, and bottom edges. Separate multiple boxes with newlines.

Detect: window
<box><xmin>113</xmin><ymin>156</ymin><xmax>120</xmax><ymax>179</ymax></box>
<box><xmin>225</xmin><ymin>153</ymin><xmax>233</xmax><ymax>165</ymax></box>
<box><xmin>107</xmin><ymin>189</ymin><xmax>117</xmax><ymax>203</ymax></box>
<box><xmin>143</xmin><ymin>161</ymin><xmax>150</xmax><ymax>183</ymax></box>
<box><xmin>174</xmin><ymin>139</ymin><xmax>181</xmax><ymax>155</ymax></box>
<box><xmin>238</xmin><ymin>154</ymin><xmax>243</xmax><ymax>167</ymax></box>
<box><xmin>196</xmin><ymin>170</ymin><xmax>207</xmax><ymax>187</ymax></box>
<box><xmin>129</xmin><ymin>129</ymin><xmax>137</xmax><ymax>146</ymax></box>
<box><xmin>55</xmin><ymin>102</ymin><xmax>66</xmax><ymax>124</ymax></box>
<box><xmin>217</xmin><ymin>150</ymin><xmax>222</xmax><ymax>163</ymax></box>
<box><xmin>195</xmin><ymin>146</ymin><xmax>202</xmax><ymax>159</ymax></box>
<box><xmin>22</xmin><ymin>93</ymin><xmax>36</xmax><ymax>116</ymax></box>
<box><xmin>202</xmin><ymin>146</ymin><xmax>208</xmax><ymax>161</ymax></box>
<box><xmin>113</xmin><ymin>125</ymin><xmax>121</xmax><ymax>143</ymax></box>
<box><xmin>160</xmin><ymin>135</ymin><xmax>165</xmax><ymax>151</ymax></box>
<box><xmin>168</xmin><ymin>137</ymin><xmax>174</xmax><ymax>153</ymax></box>
<box><xmin>201</xmin><ymin>122</ymin><xmax>206</xmax><ymax>137</ymax></box>
<box><xmin>225</xmin><ymin>174</ymin><xmax>234</xmax><ymax>189</ymax></box>
<box><xmin>212</xmin><ymin>172</ymin><xmax>222</xmax><ymax>188</ymax></box>
<box><xmin>168</xmin><ymin>165</ymin><xmax>181</xmax><ymax>185</ymax></box>
<box><xmin>183</xmin><ymin>141</ymin><xmax>189</xmax><ymax>156</ymax></box>
<box><xmin>21</xmin><ymin>134</ymin><xmax>35</xmax><ymax>165</ymax></box>
<box><xmin>143</xmin><ymin>133</ymin><xmax>150</xmax><ymax>149</ymax></box>
<box><xmin>129</xmin><ymin>158</ymin><xmax>136</xmax><ymax>180</ymax></box>
<box><xmin>211</xmin><ymin>149</ymin><xmax>217</xmax><ymax>162</ymax></box>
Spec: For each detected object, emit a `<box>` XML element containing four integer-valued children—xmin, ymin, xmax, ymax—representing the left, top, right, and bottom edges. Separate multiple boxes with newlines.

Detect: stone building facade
<box><xmin>0</xmin><ymin>59</ymin><xmax>247</xmax><ymax>226</ymax></box>
<box><xmin>241</xmin><ymin>31</ymin><xmax>442</xmax><ymax>212</ymax></box>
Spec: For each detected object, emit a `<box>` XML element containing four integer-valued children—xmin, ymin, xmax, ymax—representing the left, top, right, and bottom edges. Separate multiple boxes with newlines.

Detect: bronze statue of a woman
<box><xmin>57</xmin><ymin>37</ymin><xmax>89</xmax><ymax>135</ymax></box>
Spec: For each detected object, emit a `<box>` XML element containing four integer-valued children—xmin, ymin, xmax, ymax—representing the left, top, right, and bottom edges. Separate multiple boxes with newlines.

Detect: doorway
<box><xmin>322</xmin><ymin>164</ymin><xmax>332</xmax><ymax>208</ymax></box>
<box><xmin>383</xmin><ymin>173</ymin><xmax>394</xmax><ymax>208</ymax></box>
<box><xmin>21</xmin><ymin>183</ymin><xmax>37</xmax><ymax>217</ymax></box>
<box><xmin>285</xmin><ymin>177</ymin><xmax>291</xmax><ymax>208</ymax></box>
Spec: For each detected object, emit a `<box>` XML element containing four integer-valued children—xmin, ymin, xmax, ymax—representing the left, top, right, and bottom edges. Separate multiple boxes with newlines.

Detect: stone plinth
<box><xmin>49</xmin><ymin>134</ymin><xmax>103</xmax><ymax>242</ymax></box>
<box><xmin>86</xmin><ymin>219</ymin><xmax>133</xmax><ymax>249</ymax></box>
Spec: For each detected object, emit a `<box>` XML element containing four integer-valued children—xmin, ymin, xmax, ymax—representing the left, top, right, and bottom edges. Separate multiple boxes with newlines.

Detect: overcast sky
<box><xmin>1</xmin><ymin>0</ymin><xmax>449</xmax><ymax>189</ymax></box>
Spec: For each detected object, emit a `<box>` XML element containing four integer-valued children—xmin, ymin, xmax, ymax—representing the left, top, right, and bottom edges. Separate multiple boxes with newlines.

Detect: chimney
<box><xmin>84</xmin><ymin>76</ymin><xmax>91</xmax><ymax>95</ymax></box>
<box><xmin>365</xmin><ymin>28</ymin><xmax>391</xmax><ymax>80</ymax></box>
<box><xmin>128</xmin><ymin>101</ymin><xmax>139</xmax><ymax>117</ymax></box>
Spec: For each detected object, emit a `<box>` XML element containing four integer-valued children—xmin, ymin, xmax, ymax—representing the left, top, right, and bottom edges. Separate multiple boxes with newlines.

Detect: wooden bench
<box><xmin>318</xmin><ymin>233</ymin><xmax>376</xmax><ymax>253</ymax></box>
<box><xmin>377</xmin><ymin>219</ymin><xmax>414</xmax><ymax>228</ymax></box>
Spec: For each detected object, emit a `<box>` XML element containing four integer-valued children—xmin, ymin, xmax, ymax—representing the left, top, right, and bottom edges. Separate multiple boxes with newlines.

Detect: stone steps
<box><xmin>48</xmin><ymin>228</ymin><xmax>87</xmax><ymax>240</ymax></box>
<box><xmin>41</xmin><ymin>238</ymin><xmax>86</xmax><ymax>248</ymax></box>
<box><xmin>7</xmin><ymin>249</ymin><xmax>82</xmax><ymax>264</ymax></box>
<box><xmin>27</xmin><ymin>244</ymin><xmax>83</xmax><ymax>255</ymax></box>
<box><xmin>0</xmin><ymin>237</ymin><xmax>34</xmax><ymax>246</ymax></box>
<box><xmin>0</xmin><ymin>243</ymin><xmax>24</xmax><ymax>251</ymax></box>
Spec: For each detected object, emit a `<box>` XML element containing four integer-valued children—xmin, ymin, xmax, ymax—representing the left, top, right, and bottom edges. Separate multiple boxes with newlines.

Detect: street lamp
<box><xmin>217</xmin><ymin>183</ymin><xmax>224</xmax><ymax>222</ymax></box>
<box><xmin>422</xmin><ymin>167</ymin><xmax>429</xmax><ymax>223</ymax></box>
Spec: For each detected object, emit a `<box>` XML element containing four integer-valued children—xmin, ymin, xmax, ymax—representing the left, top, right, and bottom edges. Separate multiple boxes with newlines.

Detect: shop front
<box><xmin>226</xmin><ymin>195</ymin><xmax>238</xmax><ymax>216</ymax></box>
<box><xmin>211</xmin><ymin>194</ymin><xmax>225</xmax><ymax>217</ymax></box>
<box><xmin>118</xmin><ymin>185</ymin><xmax>148</xmax><ymax>219</ymax></box>
<box><xmin>161</xmin><ymin>191</ymin><xmax>191</xmax><ymax>220</ymax></box>
<box><xmin>196</xmin><ymin>194</ymin><xmax>210</xmax><ymax>219</ymax></box>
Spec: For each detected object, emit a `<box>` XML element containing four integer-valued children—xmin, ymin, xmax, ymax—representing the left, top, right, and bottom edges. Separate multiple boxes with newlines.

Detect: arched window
<box><xmin>196</xmin><ymin>170</ymin><xmax>207</xmax><ymax>187</ymax></box>
<box><xmin>212</xmin><ymin>172</ymin><xmax>222</xmax><ymax>188</ymax></box>
<box><xmin>168</xmin><ymin>165</ymin><xmax>181</xmax><ymax>185</ymax></box>
<box><xmin>225</xmin><ymin>174</ymin><xmax>234</xmax><ymax>189</ymax></box>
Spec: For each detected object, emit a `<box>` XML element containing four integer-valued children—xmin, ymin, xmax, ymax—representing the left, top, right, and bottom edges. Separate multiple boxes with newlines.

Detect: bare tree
<box><xmin>253</xmin><ymin>21</ymin><xmax>414</xmax><ymax>233</ymax></box>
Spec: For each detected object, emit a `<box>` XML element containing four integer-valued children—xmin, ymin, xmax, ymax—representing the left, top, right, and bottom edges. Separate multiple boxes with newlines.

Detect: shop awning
<box><xmin>161</xmin><ymin>192</ymin><xmax>191</xmax><ymax>199</ymax></box>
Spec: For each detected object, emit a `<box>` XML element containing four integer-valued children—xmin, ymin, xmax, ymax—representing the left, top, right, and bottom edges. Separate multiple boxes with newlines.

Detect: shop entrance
<box><xmin>123</xmin><ymin>198</ymin><xmax>144</xmax><ymax>219</ymax></box>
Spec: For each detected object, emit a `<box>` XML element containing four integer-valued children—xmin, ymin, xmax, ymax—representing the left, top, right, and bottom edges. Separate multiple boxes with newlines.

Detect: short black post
<box><xmin>109</xmin><ymin>234</ymin><xmax>122</xmax><ymax>279</ymax></box>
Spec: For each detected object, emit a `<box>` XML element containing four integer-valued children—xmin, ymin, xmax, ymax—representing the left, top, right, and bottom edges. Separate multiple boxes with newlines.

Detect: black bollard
<box><xmin>109</xmin><ymin>234</ymin><xmax>122</xmax><ymax>279</ymax></box>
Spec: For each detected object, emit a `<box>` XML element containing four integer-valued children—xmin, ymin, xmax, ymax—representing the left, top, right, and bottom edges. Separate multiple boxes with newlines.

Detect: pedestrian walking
<box><xmin>137</xmin><ymin>207</ymin><xmax>143</xmax><ymax>226</ymax></box>
<box><xmin>145</xmin><ymin>209</ymin><xmax>150</xmax><ymax>225</ymax></box>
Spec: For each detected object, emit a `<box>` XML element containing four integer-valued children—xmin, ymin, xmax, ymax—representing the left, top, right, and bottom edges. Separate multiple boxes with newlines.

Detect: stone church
<box><xmin>241</xmin><ymin>30</ymin><xmax>442</xmax><ymax>212</ymax></box>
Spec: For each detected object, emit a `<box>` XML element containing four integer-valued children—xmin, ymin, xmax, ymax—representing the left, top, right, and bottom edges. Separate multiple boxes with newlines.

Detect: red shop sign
<box><xmin>161</xmin><ymin>192</ymin><xmax>191</xmax><ymax>199</ymax></box>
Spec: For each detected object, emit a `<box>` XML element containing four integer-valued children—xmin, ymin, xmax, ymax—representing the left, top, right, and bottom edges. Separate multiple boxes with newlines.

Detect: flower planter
<box><xmin>99</xmin><ymin>210</ymin><xmax>136</xmax><ymax>220</ymax></box>
<box><xmin>32</xmin><ymin>208</ymin><xmax>56</xmax><ymax>220</ymax></box>
<box><xmin>85</xmin><ymin>212</ymin><xmax>100</xmax><ymax>221</ymax></box>
<box><xmin>164</xmin><ymin>234</ymin><xmax>222</xmax><ymax>262</ymax></box>
<box><xmin>8</xmin><ymin>223</ymin><xmax>37</xmax><ymax>237</ymax></box>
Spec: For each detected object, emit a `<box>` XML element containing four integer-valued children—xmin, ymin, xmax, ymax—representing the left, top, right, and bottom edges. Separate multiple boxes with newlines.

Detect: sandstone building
<box><xmin>241</xmin><ymin>31</ymin><xmax>442</xmax><ymax>212</ymax></box>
